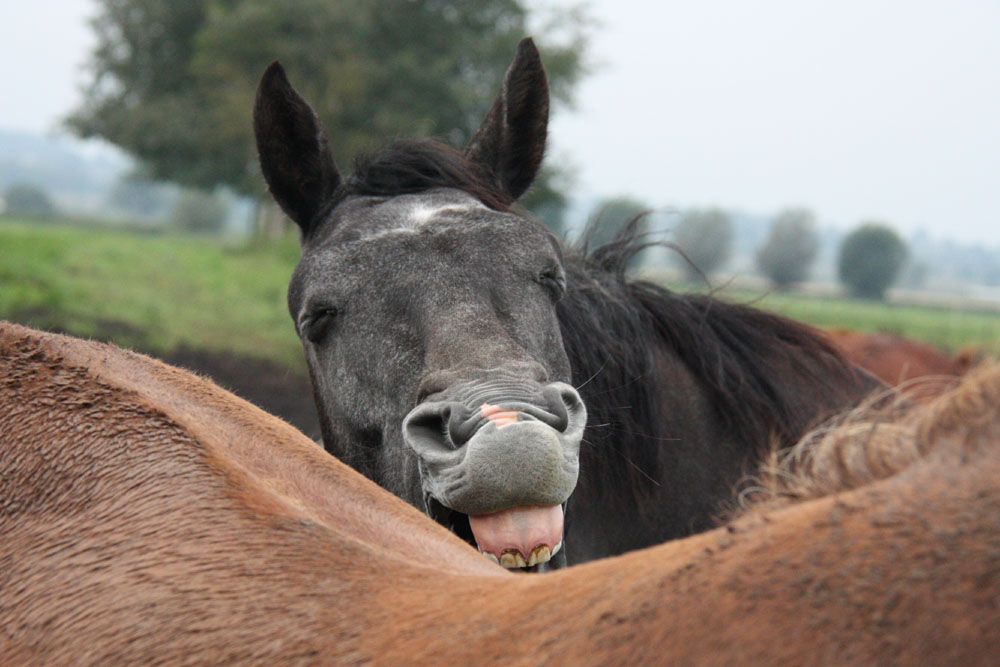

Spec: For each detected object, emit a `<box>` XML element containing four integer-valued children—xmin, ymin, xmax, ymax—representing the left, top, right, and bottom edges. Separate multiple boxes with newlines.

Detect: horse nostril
<box><xmin>403</xmin><ymin>401</ymin><xmax>480</xmax><ymax>456</ymax></box>
<box><xmin>559</xmin><ymin>386</ymin><xmax>583</xmax><ymax>412</ymax></box>
<box><xmin>542</xmin><ymin>383</ymin><xmax>585</xmax><ymax>434</ymax></box>
<box><xmin>404</xmin><ymin>403</ymin><xmax>453</xmax><ymax>455</ymax></box>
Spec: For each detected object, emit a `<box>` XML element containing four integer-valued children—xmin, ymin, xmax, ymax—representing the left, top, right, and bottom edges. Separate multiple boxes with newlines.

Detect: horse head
<box><xmin>254</xmin><ymin>39</ymin><xmax>586</xmax><ymax>569</ymax></box>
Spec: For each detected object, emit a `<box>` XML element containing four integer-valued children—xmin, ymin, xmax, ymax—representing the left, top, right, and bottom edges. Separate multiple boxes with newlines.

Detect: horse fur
<box><xmin>2</xmin><ymin>321</ymin><xmax>998</xmax><ymax>664</ymax></box>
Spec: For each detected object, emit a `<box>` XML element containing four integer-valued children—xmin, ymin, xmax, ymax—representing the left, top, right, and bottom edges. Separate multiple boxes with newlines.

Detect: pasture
<box><xmin>2</xmin><ymin>217</ymin><xmax>999</xmax><ymax>368</ymax></box>
<box><xmin>0</xmin><ymin>218</ymin><xmax>302</xmax><ymax>367</ymax></box>
<box><xmin>729</xmin><ymin>287</ymin><xmax>1000</xmax><ymax>356</ymax></box>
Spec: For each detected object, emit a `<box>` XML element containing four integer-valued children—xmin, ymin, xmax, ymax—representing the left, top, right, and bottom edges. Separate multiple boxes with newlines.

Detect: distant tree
<box><xmin>171</xmin><ymin>188</ymin><xmax>228</xmax><ymax>234</ymax></box>
<box><xmin>837</xmin><ymin>223</ymin><xmax>907</xmax><ymax>300</ymax></box>
<box><xmin>67</xmin><ymin>0</ymin><xmax>590</xmax><ymax>222</ymax></box>
<box><xmin>754</xmin><ymin>207</ymin><xmax>820</xmax><ymax>289</ymax></box>
<box><xmin>3</xmin><ymin>183</ymin><xmax>57</xmax><ymax>218</ymax></box>
<box><xmin>672</xmin><ymin>208</ymin><xmax>733</xmax><ymax>282</ymax></box>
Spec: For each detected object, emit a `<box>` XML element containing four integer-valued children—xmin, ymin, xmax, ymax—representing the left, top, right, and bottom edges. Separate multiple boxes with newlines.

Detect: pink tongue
<box><xmin>468</xmin><ymin>505</ymin><xmax>564</xmax><ymax>559</ymax></box>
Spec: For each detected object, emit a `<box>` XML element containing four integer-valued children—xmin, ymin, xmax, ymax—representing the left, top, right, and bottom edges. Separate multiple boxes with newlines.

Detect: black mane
<box><xmin>558</xmin><ymin>217</ymin><xmax>861</xmax><ymax>487</ymax></box>
<box><xmin>338</xmin><ymin>138</ymin><xmax>513</xmax><ymax>212</ymax></box>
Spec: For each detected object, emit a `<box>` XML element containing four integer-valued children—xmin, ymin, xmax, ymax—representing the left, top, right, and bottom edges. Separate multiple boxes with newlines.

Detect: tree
<box><xmin>3</xmin><ymin>183</ymin><xmax>57</xmax><ymax>218</ymax></box>
<box><xmin>837</xmin><ymin>223</ymin><xmax>907</xmax><ymax>300</ymax></box>
<box><xmin>755</xmin><ymin>207</ymin><xmax>820</xmax><ymax>289</ymax></box>
<box><xmin>671</xmin><ymin>208</ymin><xmax>733</xmax><ymax>282</ymax></box>
<box><xmin>67</xmin><ymin>0</ymin><xmax>589</xmax><ymax>219</ymax></box>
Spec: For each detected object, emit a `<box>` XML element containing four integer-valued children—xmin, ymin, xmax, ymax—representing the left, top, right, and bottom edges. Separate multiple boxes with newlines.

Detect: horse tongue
<box><xmin>468</xmin><ymin>505</ymin><xmax>564</xmax><ymax>568</ymax></box>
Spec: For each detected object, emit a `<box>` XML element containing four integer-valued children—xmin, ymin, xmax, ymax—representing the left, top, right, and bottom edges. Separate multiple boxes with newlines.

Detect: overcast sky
<box><xmin>2</xmin><ymin>1</ymin><xmax>998</xmax><ymax>245</ymax></box>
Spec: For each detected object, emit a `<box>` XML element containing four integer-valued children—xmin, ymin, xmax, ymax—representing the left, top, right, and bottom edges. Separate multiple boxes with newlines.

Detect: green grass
<box><xmin>3</xmin><ymin>217</ymin><xmax>999</xmax><ymax>370</ymax></box>
<box><xmin>0</xmin><ymin>217</ymin><xmax>304</xmax><ymax>368</ymax></box>
<box><xmin>695</xmin><ymin>287</ymin><xmax>1000</xmax><ymax>355</ymax></box>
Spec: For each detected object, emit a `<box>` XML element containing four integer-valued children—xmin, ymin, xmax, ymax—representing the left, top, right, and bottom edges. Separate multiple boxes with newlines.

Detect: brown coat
<box><xmin>3</xmin><ymin>322</ymin><xmax>997</xmax><ymax>664</ymax></box>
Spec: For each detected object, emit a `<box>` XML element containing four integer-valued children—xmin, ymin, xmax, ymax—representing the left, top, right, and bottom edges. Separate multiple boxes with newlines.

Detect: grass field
<box><xmin>0</xmin><ymin>218</ymin><xmax>304</xmax><ymax>367</ymax></box>
<box><xmin>711</xmin><ymin>288</ymin><xmax>1000</xmax><ymax>355</ymax></box>
<box><xmin>3</xmin><ymin>217</ymin><xmax>999</xmax><ymax>368</ymax></box>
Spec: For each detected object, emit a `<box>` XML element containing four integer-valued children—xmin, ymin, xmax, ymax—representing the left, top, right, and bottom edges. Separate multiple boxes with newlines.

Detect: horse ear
<box><xmin>464</xmin><ymin>37</ymin><xmax>549</xmax><ymax>203</ymax></box>
<box><xmin>254</xmin><ymin>61</ymin><xmax>341</xmax><ymax>234</ymax></box>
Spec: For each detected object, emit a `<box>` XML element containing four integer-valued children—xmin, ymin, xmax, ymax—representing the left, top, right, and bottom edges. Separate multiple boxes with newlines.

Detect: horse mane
<box><xmin>743</xmin><ymin>363</ymin><xmax>1000</xmax><ymax>508</ymax></box>
<box><xmin>557</xmin><ymin>216</ymin><xmax>861</xmax><ymax>485</ymax></box>
<box><xmin>318</xmin><ymin>138</ymin><xmax>863</xmax><ymax>486</ymax></box>
<box><xmin>334</xmin><ymin>138</ymin><xmax>513</xmax><ymax>213</ymax></box>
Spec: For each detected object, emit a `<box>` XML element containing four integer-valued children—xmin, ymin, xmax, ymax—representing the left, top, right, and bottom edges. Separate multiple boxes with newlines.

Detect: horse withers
<box><xmin>2</xmin><ymin>322</ymin><xmax>997</xmax><ymax>663</ymax></box>
<box><xmin>254</xmin><ymin>38</ymin><xmax>879</xmax><ymax>568</ymax></box>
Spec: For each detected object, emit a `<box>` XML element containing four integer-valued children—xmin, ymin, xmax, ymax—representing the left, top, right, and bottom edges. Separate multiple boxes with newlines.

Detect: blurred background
<box><xmin>2</xmin><ymin>0</ymin><xmax>998</xmax><ymax>438</ymax></box>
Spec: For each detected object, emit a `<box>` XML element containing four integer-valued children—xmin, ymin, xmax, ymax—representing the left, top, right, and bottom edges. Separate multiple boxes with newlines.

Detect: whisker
<box><xmin>574</xmin><ymin>358</ymin><xmax>611</xmax><ymax>392</ymax></box>
<box><xmin>602</xmin><ymin>428</ymin><xmax>680</xmax><ymax>442</ymax></box>
<box><xmin>612</xmin><ymin>450</ymin><xmax>662</xmax><ymax>487</ymax></box>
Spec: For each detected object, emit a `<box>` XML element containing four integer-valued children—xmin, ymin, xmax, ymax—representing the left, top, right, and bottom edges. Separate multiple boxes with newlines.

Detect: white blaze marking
<box><xmin>361</xmin><ymin>200</ymin><xmax>487</xmax><ymax>241</ymax></box>
<box><xmin>408</xmin><ymin>203</ymin><xmax>483</xmax><ymax>225</ymax></box>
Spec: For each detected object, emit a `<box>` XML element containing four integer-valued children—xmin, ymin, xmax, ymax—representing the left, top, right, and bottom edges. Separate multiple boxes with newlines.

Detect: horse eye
<box><xmin>537</xmin><ymin>266</ymin><xmax>567</xmax><ymax>300</ymax></box>
<box><xmin>300</xmin><ymin>306</ymin><xmax>339</xmax><ymax>343</ymax></box>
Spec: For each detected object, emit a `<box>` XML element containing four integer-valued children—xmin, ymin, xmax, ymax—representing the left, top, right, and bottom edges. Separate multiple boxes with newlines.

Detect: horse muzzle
<box><xmin>402</xmin><ymin>379</ymin><xmax>586</xmax><ymax>568</ymax></box>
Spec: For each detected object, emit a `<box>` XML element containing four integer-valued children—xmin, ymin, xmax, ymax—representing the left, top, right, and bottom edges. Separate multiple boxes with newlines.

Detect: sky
<box><xmin>1</xmin><ymin>0</ymin><xmax>998</xmax><ymax>245</ymax></box>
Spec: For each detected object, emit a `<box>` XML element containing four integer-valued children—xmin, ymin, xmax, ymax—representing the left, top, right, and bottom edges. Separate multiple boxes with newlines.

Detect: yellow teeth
<box><xmin>499</xmin><ymin>550</ymin><xmax>527</xmax><ymax>568</ymax></box>
<box><xmin>483</xmin><ymin>542</ymin><xmax>563</xmax><ymax>569</ymax></box>
<box><xmin>527</xmin><ymin>545</ymin><xmax>550</xmax><ymax>567</ymax></box>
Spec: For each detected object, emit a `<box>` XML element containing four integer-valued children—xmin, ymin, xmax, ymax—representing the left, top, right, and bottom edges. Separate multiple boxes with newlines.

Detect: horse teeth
<box><xmin>499</xmin><ymin>550</ymin><xmax>527</xmax><ymax>568</ymax></box>
<box><xmin>528</xmin><ymin>544</ymin><xmax>551</xmax><ymax>567</ymax></box>
<box><xmin>480</xmin><ymin>551</ymin><xmax>499</xmax><ymax>565</ymax></box>
<box><xmin>551</xmin><ymin>540</ymin><xmax>563</xmax><ymax>556</ymax></box>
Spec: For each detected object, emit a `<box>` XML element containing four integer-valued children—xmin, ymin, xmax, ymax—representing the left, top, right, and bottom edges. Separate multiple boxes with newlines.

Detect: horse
<box><xmin>825</xmin><ymin>328</ymin><xmax>979</xmax><ymax>388</ymax></box>
<box><xmin>2</xmin><ymin>321</ymin><xmax>997</xmax><ymax>663</ymax></box>
<box><xmin>252</xmin><ymin>37</ymin><xmax>880</xmax><ymax>569</ymax></box>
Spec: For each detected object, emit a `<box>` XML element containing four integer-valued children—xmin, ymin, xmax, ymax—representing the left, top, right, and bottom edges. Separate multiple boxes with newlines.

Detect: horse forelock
<box><xmin>306</xmin><ymin>138</ymin><xmax>512</xmax><ymax>239</ymax></box>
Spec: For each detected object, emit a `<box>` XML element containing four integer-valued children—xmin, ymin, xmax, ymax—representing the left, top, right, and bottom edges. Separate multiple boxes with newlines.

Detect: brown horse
<box><xmin>3</xmin><ymin>321</ymin><xmax>997</xmax><ymax>663</ymax></box>
<box><xmin>825</xmin><ymin>328</ymin><xmax>979</xmax><ymax>388</ymax></box>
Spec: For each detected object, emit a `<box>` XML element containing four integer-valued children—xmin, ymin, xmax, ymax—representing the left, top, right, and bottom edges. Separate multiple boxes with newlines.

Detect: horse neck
<box><xmin>0</xmin><ymin>323</ymin><xmax>493</xmax><ymax>575</ymax></box>
<box><xmin>556</xmin><ymin>263</ymin><xmax>878</xmax><ymax>492</ymax></box>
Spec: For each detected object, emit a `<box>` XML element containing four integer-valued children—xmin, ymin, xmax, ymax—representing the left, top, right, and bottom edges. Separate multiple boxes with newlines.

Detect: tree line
<box><xmin>588</xmin><ymin>200</ymin><xmax>908</xmax><ymax>301</ymax></box>
<box><xmin>54</xmin><ymin>0</ymin><xmax>909</xmax><ymax>299</ymax></box>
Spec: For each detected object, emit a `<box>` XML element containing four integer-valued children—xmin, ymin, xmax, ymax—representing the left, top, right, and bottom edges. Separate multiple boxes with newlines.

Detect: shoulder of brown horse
<box><xmin>3</xmin><ymin>321</ymin><xmax>996</xmax><ymax>663</ymax></box>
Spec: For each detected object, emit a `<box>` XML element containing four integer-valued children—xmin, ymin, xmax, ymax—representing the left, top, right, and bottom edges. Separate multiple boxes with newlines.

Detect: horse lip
<box><xmin>456</xmin><ymin>402</ymin><xmax>562</xmax><ymax>444</ymax></box>
<box><xmin>468</xmin><ymin>505</ymin><xmax>564</xmax><ymax>568</ymax></box>
<box><xmin>422</xmin><ymin>493</ymin><xmax>571</xmax><ymax>572</ymax></box>
<box><xmin>408</xmin><ymin>401</ymin><xmax>551</xmax><ymax>449</ymax></box>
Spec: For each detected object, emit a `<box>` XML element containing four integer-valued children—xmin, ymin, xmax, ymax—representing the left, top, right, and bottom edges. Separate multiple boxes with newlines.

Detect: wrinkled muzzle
<box><xmin>402</xmin><ymin>379</ymin><xmax>585</xmax><ymax>568</ymax></box>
